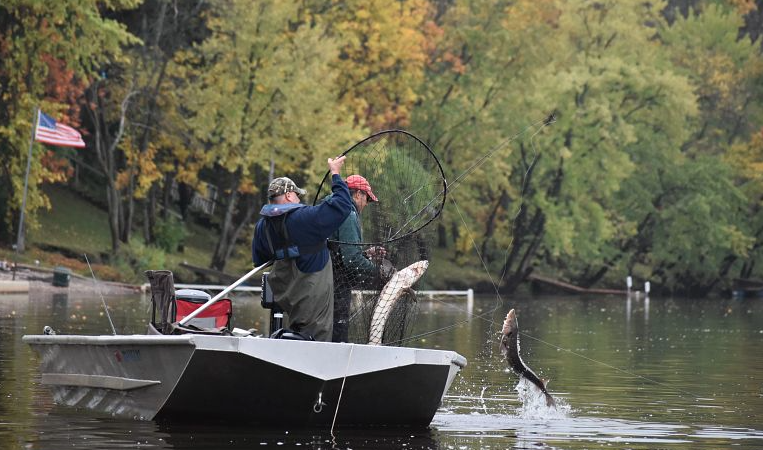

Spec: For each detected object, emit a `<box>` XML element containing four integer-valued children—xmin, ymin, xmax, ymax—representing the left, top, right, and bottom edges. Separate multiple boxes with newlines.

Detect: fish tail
<box><xmin>541</xmin><ymin>378</ymin><xmax>556</xmax><ymax>408</ymax></box>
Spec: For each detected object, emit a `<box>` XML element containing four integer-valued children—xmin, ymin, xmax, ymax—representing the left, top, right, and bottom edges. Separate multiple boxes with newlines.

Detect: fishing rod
<box><xmin>178</xmin><ymin>259</ymin><xmax>273</xmax><ymax>326</ymax></box>
<box><xmin>85</xmin><ymin>254</ymin><xmax>117</xmax><ymax>336</ymax></box>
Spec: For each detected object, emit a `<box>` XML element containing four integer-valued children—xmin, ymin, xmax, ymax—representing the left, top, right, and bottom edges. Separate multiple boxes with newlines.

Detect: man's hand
<box><xmin>364</xmin><ymin>246</ymin><xmax>387</xmax><ymax>259</ymax></box>
<box><xmin>328</xmin><ymin>155</ymin><xmax>346</xmax><ymax>175</ymax></box>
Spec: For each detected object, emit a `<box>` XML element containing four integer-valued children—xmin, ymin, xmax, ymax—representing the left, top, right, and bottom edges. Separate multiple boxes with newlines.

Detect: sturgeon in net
<box><xmin>500</xmin><ymin>309</ymin><xmax>556</xmax><ymax>407</ymax></box>
<box><xmin>367</xmin><ymin>260</ymin><xmax>429</xmax><ymax>345</ymax></box>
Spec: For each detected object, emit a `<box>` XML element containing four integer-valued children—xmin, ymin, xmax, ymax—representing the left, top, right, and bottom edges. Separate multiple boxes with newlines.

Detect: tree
<box><xmin>308</xmin><ymin>0</ymin><xmax>438</xmax><ymax>130</ymax></box>
<box><xmin>115</xmin><ymin>0</ymin><xmax>208</xmax><ymax>245</ymax></box>
<box><xmin>174</xmin><ymin>0</ymin><xmax>362</xmax><ymax>271</ymax></box>
<box><xmin>414</xmin><ymin>0</ymin><xmax>711</xmax><ymax>294</ymax></box>
<box><xmin>0</xmin><ymin>0</ymin><xmax>139</xmax><ymax>247</ymax></box>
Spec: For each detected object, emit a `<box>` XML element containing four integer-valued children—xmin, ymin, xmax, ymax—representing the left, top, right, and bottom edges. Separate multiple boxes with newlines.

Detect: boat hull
<box><xmin>23</xmin><ymin>334</ymin><xmax>466</xmax><ymax>427</ymax></box>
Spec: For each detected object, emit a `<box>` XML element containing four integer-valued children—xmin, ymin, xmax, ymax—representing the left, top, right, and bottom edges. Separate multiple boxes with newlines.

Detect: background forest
<box><xmin>1</xmin><ymin>0</ymin><xmax>762</xmax><ymax>296</ymax></box>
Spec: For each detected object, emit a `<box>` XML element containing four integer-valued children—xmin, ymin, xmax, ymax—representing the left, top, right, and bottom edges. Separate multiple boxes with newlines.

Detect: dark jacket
<box><xmin>252</xmin><ymin>174</ymin><xmax>353</xmax><ymax>272</ymax></box>
<box><xmin>324</xmin><ymin>194</ymin><xmax>377</xmax><ymax>285</ymax></box>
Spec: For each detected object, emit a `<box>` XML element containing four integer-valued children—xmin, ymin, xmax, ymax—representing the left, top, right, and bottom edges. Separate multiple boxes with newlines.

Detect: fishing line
<box><xmin>389</xmin><ymin>113</ymin><xmax>704</xmax><ymax>399</ymax></box>
<box><xmin>433</xmin><ymin>118</ymin><xmax>549</xmax><ymax>356</ymax></box>
<box><xmin>386</xmin><ymin>115</ymin><xmax>554</xmax><ymax>241</ymax></box>
<box><xmin>445</xmin><ymin>113</ymin><xmax>554</xmax><ymax>194</ymax></box>
<box><xmin>384</xmin><ymin>116</ymin><xmax>553</xmax><ymax>346</ymax></box>
<box><xmin>378</xmin><ymin>113</ymin><xmax>702</xmax><ymax>400</ymax></box>
<box><xmin>485</xmin><ymin>118</ymin><xmax>548</xmax><ymax>350</ymax></box>
<box><xmin>394</xmin><ymin>293</ymin><xmax>704</xmax><ymax>400</ymax></box>
<box><xmin>84</xmin><ymin>254</ymin><xmax>117</xmax><ymax>336</ymax></box>
<box><xmin>520</xmin><ymin>332</ymin><xmax>703</xmax><ymax>399</ymax></box>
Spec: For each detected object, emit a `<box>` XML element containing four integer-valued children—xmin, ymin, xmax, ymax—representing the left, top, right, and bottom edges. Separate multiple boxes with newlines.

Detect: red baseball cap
<box><xmin>346</xmin><ymin>175</ymin><xmax>378</xmax><ymax>202</ymax></box>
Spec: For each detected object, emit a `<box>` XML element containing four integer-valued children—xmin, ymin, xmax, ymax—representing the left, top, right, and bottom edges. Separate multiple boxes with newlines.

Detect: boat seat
<box><xmin>145</xmin><ymin>270</ymin><xmax>232</xmax><ymax>335</ymax></box>
<box><xmin>175</xmin><ymin>289</ymin><xmax>232</xmax><ymax>330</ymax></box>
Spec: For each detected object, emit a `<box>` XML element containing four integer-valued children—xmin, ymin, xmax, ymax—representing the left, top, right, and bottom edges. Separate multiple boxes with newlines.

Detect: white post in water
<box><xmin>626</xmin><ymin>276</ymin><xmax>633</xmax><ymax>295</ymax></box>
<box><xmin>644</xmin><ymin>281</ymin><xmax>651</xmax><ymax>297</ymax></box>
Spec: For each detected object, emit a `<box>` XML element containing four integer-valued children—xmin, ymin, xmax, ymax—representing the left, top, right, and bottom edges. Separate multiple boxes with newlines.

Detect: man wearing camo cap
<box><xmin>267</xmin><ymin>177</ymin><xmax>307</xmax><ymax>200</ymax></box>
<box><xmin>252</xmin><ymin>156</ymin><xmax>353</xmax><ymax>341</ymax></box>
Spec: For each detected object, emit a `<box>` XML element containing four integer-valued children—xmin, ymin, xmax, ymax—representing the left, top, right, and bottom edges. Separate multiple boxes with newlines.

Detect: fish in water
<box><xmin>368</xmin><ymin>260</ymin><xmax>429</xmax><ymax>345</ymax></box>
<box><xmin>500</xmin><ymin>309</ymin><xmax>556</xmax><ymax>407</ymax></box>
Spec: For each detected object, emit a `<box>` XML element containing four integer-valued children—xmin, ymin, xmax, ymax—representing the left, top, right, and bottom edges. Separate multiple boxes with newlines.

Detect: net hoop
<box><xmin>311</xmin><ymin>129</ymin><xmax>447</xmax><ymax>246</ymax></box>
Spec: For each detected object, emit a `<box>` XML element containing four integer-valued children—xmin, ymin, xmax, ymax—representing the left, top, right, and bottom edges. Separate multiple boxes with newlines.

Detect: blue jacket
<box><xmin>252</xmin><ymin>174</ymin><xmax>353</xmax><ymax>273</ymax></box>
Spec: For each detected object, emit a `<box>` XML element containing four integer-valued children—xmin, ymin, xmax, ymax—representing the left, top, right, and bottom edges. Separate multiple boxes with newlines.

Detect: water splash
<box><xmin>514</xmin><ymin>377</ymin><xmax>570</xmax><ymax>419</ymax></box>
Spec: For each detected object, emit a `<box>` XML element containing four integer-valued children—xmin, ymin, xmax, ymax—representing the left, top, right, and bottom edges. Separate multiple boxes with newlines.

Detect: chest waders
<box><xmin>265</xmin><ymin>210</ymin><xmax>334</xmax><ymax>342</ymax></box>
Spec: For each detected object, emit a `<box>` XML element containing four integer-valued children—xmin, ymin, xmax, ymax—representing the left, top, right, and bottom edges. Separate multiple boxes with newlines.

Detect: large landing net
<box><xmin>313</xmin><ymin>130</ymin><xmax>446</xmax><ymax>345</ymax></box>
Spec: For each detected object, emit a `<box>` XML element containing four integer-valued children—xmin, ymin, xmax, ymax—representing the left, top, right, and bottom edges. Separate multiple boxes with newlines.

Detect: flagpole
<box><xmin>16</xmin><ymin>106</ymin><xmax>39</xmax><ymax>254</ymax></box>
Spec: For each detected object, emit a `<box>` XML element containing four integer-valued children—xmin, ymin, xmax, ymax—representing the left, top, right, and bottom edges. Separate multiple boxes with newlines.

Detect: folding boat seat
<box><xmin>145</xmin><ymin>270</ymin><xmax>232</xmax><ymax>335</ymax></box>
<box><xmin>175</xmin><ymin>289</ymin><xmax>232</xmax><ymax>330</ymax></box>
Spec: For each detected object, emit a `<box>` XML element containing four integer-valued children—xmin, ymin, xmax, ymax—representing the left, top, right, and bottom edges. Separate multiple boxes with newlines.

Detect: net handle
<box><xmin>310</xmin><ymin>129</ymin><xmax>447</xmax><ymax>246</ymax></box>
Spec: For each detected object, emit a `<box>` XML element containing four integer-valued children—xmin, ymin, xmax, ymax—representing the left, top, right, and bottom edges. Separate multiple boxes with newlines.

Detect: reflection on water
<box><xmin>1</xmin><ymin>291</ymin><xmax>762</xmax><ymax>449</ymax></box>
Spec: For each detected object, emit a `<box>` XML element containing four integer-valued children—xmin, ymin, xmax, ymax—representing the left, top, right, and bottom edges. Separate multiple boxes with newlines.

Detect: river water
<box><xmin>1</xmin><ymin>290</ymin><xmax>761</xmax><ymax>449</ymax></box>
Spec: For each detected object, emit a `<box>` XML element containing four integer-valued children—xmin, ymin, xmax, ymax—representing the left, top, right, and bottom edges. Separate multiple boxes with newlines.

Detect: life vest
<box><xmin>261</xmin><ymin>203</ymin><xmax>327</xmax><ymax>261</ymax></box>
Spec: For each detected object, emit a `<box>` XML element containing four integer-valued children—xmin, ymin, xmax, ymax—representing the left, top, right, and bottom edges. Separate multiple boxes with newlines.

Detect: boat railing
<box><xmin>140</xmin><ymin>283</ymin><xmax>474</xmax><ymax>304</ymax></box>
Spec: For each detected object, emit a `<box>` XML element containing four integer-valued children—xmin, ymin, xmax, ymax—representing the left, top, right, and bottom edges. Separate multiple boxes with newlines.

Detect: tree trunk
<box><xmin>121</xmin><ymin>175</ymin><xmax>134</xmax><ymax>244</ymax></box>
<box><xmin>480</xmin><ymin>188</ymin><xmax>508</xmax><ymax>261</ymax></box>
<box><xmin>437</xmin><ymin>223</ymin><xmax>447</xmax><ymax>248</ymax></box>
<box><xmin>162</xmin><ymin>172</ymin><xmax>173</xmax><ymax>220</ymax></box>
<box><xmin>87</xmin><ymin>82</ymin><xmax>135</xmax><ymax>254</ymax></box>
<box><xmin>178</xmin><ymin>182</ymin><xmax>194</xmax><ymax>219</ymax></box>
<box><xmin>221</xmin><ymin>197</ymin><xmax>258</xmax><ymax>268</ymax></box>
<box><xmin>144</xmin><ymin>184</ymin><xmax>157</xmax><ymax>244</ymax></box>
<box><xmin>210</xmin><ymin>172</ymin><xmax>242</xmax><ymax>271</ymax></box>
<box><xmin>105</xmin><ymin>179</ymin><xmax>121</xmax><ymax>254</ymax></box>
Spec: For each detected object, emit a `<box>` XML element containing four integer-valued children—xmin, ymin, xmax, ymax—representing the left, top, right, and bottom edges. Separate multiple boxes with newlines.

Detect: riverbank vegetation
<box><xmin>2</xmin><ymin>0</ymin><xmax>762</xmax><ymax>295</ymax></box>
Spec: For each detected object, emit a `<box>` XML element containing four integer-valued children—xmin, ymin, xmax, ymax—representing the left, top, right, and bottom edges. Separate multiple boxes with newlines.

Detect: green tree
<box><xmin>174</xmin><ymin>0</ymin><xmax>362</xmax><ymax>271</ymax></box>
<box><xmin>0</xmin><ymin>0</ymin><xmax>139</xmax><ymax>248</ymax></box>
<box><xmin>415</xmin><ymin>0</ymin><xmax>713</xmax><ymax>294</ymax></box>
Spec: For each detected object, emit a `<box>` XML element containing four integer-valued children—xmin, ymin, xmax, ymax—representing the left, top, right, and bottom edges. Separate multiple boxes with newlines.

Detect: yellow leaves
<box><xmin>504</xmin><ymin>0</ymin><xmax>561</xmax><ymax>33</ymax></box>
<box><xmin>454</xmin><ymin>224</ymin><xmax>476</xmax><ymax>265</ymax></box>
<box><xmin>355</xmin><ymin>8</ymin><xmax>371</xmax><ymax>20</ymax></box>
<box><xmin>115</xmin><ymin>138</ymin><xmax>161</xmax><ymax>198</ymax></box>
<box><xmin>724</xmin><ymin>224</ymin><xmax>754</xmax><ymax>258</ymax></box>
<box><xmin>726</xmin><ymin>128</ymin><xmax>763</xmax><ymax>182</ymax></box>
<box><xmin>238</xmin><ymin>178</ymin><xmax>257</xmax><ymax>195</ymax></box>
<box><xmin>322</xmin><ymin>0</ymin><xmax>437</xmax><ymax>129</ymax></box>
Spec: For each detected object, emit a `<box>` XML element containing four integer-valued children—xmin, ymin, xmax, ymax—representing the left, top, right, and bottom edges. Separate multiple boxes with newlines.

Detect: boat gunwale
<box><xmin>21</xmin><ymin>334</ymin><xmax>195</xmax><ymax>345</ymax></box>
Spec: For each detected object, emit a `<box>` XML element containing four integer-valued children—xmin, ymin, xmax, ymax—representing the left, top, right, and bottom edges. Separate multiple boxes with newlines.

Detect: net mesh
<box><xmin>312</xmin><ymin>130</ymin><xmax>445</xmax><ymax>345</ymax></box>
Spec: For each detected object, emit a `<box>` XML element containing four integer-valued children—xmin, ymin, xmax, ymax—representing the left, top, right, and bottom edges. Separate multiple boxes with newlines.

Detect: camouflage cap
<box><xmin>268</xmin><ymin>177</ymin><xmax>307</xmax><ymax>199</ymax></box>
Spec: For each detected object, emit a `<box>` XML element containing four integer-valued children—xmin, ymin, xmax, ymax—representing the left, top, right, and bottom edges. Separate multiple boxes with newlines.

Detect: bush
<box><xmin>154</xmin><ymin>217</ymin><xmax>188</xmax><ymax>253</ymax></box>
<box><xmin>115</xmin><ymin>240</ymin><xmax>166</xmax><ymax>283</ymax></box>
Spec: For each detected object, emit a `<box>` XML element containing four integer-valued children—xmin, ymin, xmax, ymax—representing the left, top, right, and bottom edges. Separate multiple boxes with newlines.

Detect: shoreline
<box><xmin>0</xmin><ymin>265</ymin><xmax>140</xmax><ymax>296</ymax></box>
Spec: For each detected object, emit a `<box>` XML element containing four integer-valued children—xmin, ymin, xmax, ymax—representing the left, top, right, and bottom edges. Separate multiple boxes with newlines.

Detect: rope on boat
<box><xmin>331</xmin><ymin>343</ymin><xmax>355</xmax><ymax>440</ymax></box>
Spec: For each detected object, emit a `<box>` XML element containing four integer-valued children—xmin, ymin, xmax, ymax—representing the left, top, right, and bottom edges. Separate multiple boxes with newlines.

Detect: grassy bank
<box><xmin>13</xmin><ymin>185</ymin><xmax>252</xmax><ymax>284</ymax></box>
<box><xmin>4</xmin><ymin>184</ymin><xmax>493</xmax><ymax>290</ymax></box>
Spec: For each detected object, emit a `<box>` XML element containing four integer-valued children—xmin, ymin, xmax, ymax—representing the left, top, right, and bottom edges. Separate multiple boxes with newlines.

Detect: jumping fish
<box><xmin>500</xmin><ymin>309</ymin><xmax>556</xmax><ymax>407</ymax></box>
<box><xmin>368</xmin><ymin>260</ymin><xmax>429</xmax><ymax>345</ymax></box>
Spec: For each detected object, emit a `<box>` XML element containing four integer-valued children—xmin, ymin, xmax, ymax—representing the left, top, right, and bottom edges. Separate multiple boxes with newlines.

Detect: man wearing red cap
<box><xmin>327</xmin><ymin>174</ymin><xmax>387</xmax><ymax>343</ymax></box>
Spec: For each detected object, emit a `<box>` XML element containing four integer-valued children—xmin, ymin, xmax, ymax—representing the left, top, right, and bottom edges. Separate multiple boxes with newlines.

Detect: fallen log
<box><xmin>527</xmin><ymin>273</ymin><xmax>627</xmax><ymax>295</ymax></box>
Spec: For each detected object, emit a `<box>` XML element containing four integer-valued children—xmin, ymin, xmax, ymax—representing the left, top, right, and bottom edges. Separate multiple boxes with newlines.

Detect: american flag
<box><xmin>34</xmin><ymin>111</ymin><xmax>85</xmax><ymax>148</ymax></box>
